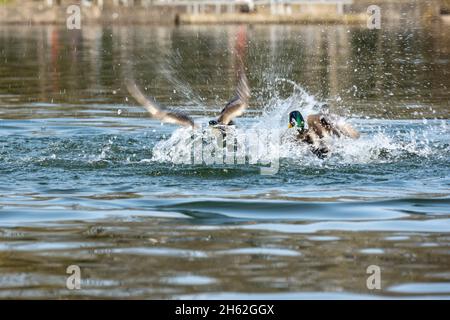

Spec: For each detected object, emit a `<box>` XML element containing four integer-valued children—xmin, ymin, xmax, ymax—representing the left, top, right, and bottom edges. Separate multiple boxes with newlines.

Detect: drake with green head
<box><xmin>287</xmin><ymin>109</ymin><xmax>360</xmax><ymax>159</ymax></box>
<box><xmin>287</xmin><ymin>110</ymin><xmax>330</xmax><ymax>159</ymax></box>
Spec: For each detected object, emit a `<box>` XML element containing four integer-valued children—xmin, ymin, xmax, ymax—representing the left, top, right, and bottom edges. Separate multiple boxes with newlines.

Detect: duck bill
<box><xmin>288</xmin><ymin>123</ymin><xmax>293</xmax><ymax>128</ymax></box>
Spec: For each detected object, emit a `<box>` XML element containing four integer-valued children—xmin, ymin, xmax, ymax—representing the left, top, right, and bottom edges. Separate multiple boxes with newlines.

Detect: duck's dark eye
<box><xmin>209</xmin><ymin>120</ymin><xmax>218</xmax><ymax>126</ymax></box>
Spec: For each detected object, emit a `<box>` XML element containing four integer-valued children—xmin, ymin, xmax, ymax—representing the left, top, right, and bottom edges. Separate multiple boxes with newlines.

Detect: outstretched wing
<box><xmin>216</xmin><ymin>70</ymin><xmax>250</xmax><ymax>125</ymax></box>
<box><xmin>125</xmin><ymin>79</ymin><xmax>195</xmax><ymax>128</ymax></box>
<box><xmin>307</xmin><ymin>114</ymin><xmax>360</xmax><ymax>139</ymax></box>
<box><xmin>334</xmin><ymin>122</ymin><xmax>360</xmax><ymax>139</ymax></box>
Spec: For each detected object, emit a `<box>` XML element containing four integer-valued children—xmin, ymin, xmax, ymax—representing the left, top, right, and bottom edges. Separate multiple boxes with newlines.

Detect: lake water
<box><xmin>0</xmin><ymin>23</ymin><xmax>449</xmax><ymax>299</ymax></box>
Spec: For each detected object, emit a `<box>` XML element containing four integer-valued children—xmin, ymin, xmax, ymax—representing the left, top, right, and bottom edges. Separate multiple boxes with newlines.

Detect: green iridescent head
<box><xmin>288</xmin><ymin>111</ymin><xmax>305</xmax><ymax>130</ymax></box>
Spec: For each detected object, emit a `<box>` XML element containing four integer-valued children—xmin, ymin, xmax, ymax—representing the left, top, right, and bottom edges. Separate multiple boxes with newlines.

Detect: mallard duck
<box><xmin>125</xmin><ymin>70</ymin><xmax>250</xmax><ymax>132</ymax></box>
<box><xmin>288</xmin><ymin>110</ymin><xmax>360</xmax><ymax>158</ymax></box>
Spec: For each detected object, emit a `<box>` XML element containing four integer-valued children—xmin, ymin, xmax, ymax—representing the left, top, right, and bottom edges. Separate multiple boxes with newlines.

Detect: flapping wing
<box><xmin>307</xmin><ymin>114</ymin><xmax>360</xmax><ymax>139</ymax></box>
<box><xmin>125</xmin><ymin>79</ymin><xmax>195</xmax><ymax>128</ymax></box>
<box><xmin>334</xmin><ymin>122</ymin><xmax>360</xmax><ymax>139</ymax></box>
<box><xmin>319</xmin><ymin>114</ymin><xmax>360</xmax><ymax>139</ymax></box>
<box><xmin>217</xmin><ymin>70</ymin><xmax>250</xmax><ymax>125</ymax></box>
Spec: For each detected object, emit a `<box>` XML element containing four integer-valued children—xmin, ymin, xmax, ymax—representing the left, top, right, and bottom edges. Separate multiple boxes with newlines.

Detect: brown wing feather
<box><xmin>307</xmin><ymin>114</ymin><xmax>360</xmax><ymax>139</ymax></box>
<box><xmin>335</xmin><ymin>122</ymin><xmax>360</xmax><ymax>139</ymax></box>
<box><xmin>125</xmin><ymin>79</ymin><xmax>195</xmax><ymax>128</ymax></box>
<box><xmin>217</xmin><ymin>70</ymin><xmax>250</xmax><ymax>125</ymax></box>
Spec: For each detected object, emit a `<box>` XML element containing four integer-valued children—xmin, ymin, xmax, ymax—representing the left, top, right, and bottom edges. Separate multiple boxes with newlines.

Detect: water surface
<box><xmin>0</xmin><ymin>24</ymin><xmax>449</xmax><ymax>299</ymax></box>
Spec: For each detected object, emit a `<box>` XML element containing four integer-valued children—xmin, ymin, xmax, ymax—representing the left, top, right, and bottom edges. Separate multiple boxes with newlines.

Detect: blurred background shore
<box><xmin>0</xmin><ymin>0</ymin><xmax>449</xmax><ymax>25</ymax></box>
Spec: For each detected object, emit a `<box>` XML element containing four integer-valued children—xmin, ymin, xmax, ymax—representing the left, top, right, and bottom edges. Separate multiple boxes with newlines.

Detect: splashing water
<box><xmin>159</xmin><ymin>52</ymin><xmax>206</xmax><ymax>109</ymax></box>
<box><xmin>151</xmin><ymin>80</ymin><xmax>449</xmax><ymax>168</ymax></box>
